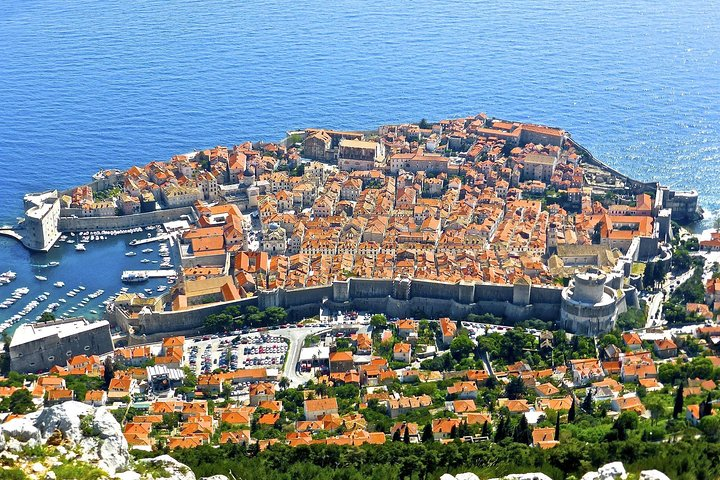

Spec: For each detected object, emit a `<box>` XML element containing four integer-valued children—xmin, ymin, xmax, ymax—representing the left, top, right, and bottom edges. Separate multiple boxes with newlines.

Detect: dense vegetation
<box><xmin>203</xmin><ymin>305</ymin><xmax>288</xmax><ymax>333</ymax></box>
<box><xmin>159</xmin><ymin>438</ymin><xmax>720</xmax><ymax>480</ymax></box>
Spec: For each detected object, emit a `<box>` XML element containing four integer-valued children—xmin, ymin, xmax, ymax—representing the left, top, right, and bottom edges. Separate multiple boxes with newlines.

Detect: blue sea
<box><xmin>0</xmin><ymin>0</ymin><xmax>719</xmax><ymax>324</ymax></box>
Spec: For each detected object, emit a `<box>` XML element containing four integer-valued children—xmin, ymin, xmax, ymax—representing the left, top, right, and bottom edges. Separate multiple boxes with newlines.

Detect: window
<box><xmin>84</xmin><ymin>346</ymin><xmax>90</xmax><ymax>351</ymax></box>
<box><xmin>66</xmin><ymin>351</ymin><xmax>72</xmax><ymax>356</ymax></box>
<box><xmin>48</xmin><ymin>356</ymin><xmax>55</xmax><ymax>361</ymax></box>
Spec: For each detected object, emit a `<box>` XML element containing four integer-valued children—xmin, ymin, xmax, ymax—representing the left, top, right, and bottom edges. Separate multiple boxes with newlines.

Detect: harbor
<box><xmin>0</xmin><ymin>224</ymin><xmax>180</xmax><ymax>335</ymax></box>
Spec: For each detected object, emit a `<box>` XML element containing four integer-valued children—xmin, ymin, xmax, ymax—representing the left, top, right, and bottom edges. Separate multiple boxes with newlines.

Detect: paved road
<box><xmin>275</xmin><ymin>326</ymin><xmax>329</xmax><ymax>387</ymax></box>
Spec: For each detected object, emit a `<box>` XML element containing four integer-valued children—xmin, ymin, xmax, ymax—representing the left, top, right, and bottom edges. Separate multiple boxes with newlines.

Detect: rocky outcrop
<box><xmin>0</xmin><ymin>401</ymin><xmax>129</xmax><ymax>476</ymax></box>
<box><xmin>455</xmin><ymin>463</ymin><xmax>671</xmax><ymax>480</ymax></box>
<box><xmin>137</xmin><ymin>455</ymin><xmax>196</xmax><ymax>480</ymax></box>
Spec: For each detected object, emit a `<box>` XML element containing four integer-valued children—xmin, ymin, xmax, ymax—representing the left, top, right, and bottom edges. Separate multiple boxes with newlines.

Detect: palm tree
<box><xmin>278</xmin><ymin>377</ymin><xmax>289</xmax><ymax>391</ymax></box>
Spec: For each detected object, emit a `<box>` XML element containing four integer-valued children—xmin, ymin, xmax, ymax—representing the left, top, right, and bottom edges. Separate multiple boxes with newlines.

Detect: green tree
<box><xmin>505</xmin><ymin>376</ymin><xmax>527</xmax><ymax>400</ymax></box>
<box><xmin>449</xmin><ymin>333</ymin><xmax>474</xmax><ymax>362</ymax></box>
<box><xmin>514</xmin><ymin>416</ymin><xmax>532</xmax><ymax>445</ymax></box>
<box><xmin>643</xmin><ymin>262</ymin><xmax>656</xmax><ymax>289</ymax></box>
<box><xmin>39</xmin><ymin>312</ymin><xmax>55</xmax><ymax>323</ymax></box>
<box><xmin>673</xmin><ymin>384</ymin><xmax>684</xmax><ymax>419</ymax></box>
<box><xmin>554</xmin><ymin>414</ymin><xmax>561</xmax><ymax>440</ymax></box>
<box><xmin>5</xmin><ymin>389</ymin><xmax>35</xmax><ymax>414</ymax></box>
<box><xmin>403</xmin><ymin>427</ymin><xmax>410</xmax><ymax>444</ymax></box>
<box><xmin>103</xmin><ymin>357</ymin><xmax>115</xmax><ymax>388</ymax></box>
<box><xmin>370</xmin><ymin>314</ymin><xmax>387</xmax><ymax>329</ymax></box>
<box><xmin>700</xmin><ymin>415</ymin><xmax>720</xmax><ymax>441</ymax></box>
<box><xmin>421</xmin><ymin>423</ymin><xmax>434</xmax><ymax>443</ymax></box>
<box><xmin>567</xmin><ymin>397</ymin><xmax>576</xmax><ymax>423</ymax></box>
<box><xmin>582</xmin><ymin>389</ymin><xmax>593</xmax><ymax>414</ymax></box>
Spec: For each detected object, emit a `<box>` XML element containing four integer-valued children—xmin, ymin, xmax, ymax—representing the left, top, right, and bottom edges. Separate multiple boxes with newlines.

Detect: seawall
<box><xmin>57</xmin><ymin>207</ymin><xmax>195</xmax><ymax>232</ymax></box>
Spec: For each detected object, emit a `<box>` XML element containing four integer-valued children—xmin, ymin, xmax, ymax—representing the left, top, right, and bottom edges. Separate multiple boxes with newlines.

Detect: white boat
<box><xmin>35</xmin><ymin>275</ymin><xmax>48</xmax><ymax>281</ymax></box>
<box><xmin>59</xmin><ymin>298</ymin><xmax>66</xmax><ymax>303</ymax></box>
<box><xmin>1</xmin><ymin>271</ymin><xmax>17</xmax><ymax>280</ymax></box>
<box><xmin>75</xmin><ymin>244</ymin><xmax>86</xmax><ymax>251</ymax></box>
<box><xmin>54</xmin><ymin>281</ymin><xmax>65</xmax><ymax>288</ymax></box>
<box><xmin>125</xmin><ymin>251</ymin><xmax>137</xmax><ymax>257</ymax></box>
<box><xmin>157</xmin><ymin>286</ymin><xmax>167</xmax><ymax>292</ymax></box>
<box><xmin>78</xmin><ymin>286</ymin><xmax>86</xmax><ymax>291</ymax></box>
<box><xmin>140</xmin><ymin>259</ymin><xmax>150</xmax><ymax>263</ymax></box>
<box><xmin>142</xmin><ymin>248</ymin><xmax>153</xmax><ymax>253</ymax></box>
<box><xmin>90</xmin><ymin>310</ymin><xmax>97</xmax><ymax>314</ymax></box>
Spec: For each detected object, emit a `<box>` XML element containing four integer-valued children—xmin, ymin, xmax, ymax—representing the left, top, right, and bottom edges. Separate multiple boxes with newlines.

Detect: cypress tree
<box><xmin>421</xmin><ymin>423</ymin><xmax>434</xmax><ymax>443</ymax></box>
<box><xmin>568</xmin><ymin>397</ymin><xmax>576</xmax><ymax>422</ymax></box>
<box><xmin>513</xmin><ymin>415</ymin><xmax>532</xmax><ymax>445</ymax></box>
<box><xmin>582</xmin><ymin>388</ymin><xmax>593</xmax><ymax>414</ymax></box>
<box><xmin>673</xmin><ymin>384</ymin><xmax>684</xmax><ymax>419</ymax></box>
<box><xmin>392</xmin><ymin>428</ymin><xmax>401</xmax><ymax>442</ymax></box>
<box><xmin>494</xmin><ymin>416</ymin><xmax>506</xmax><ymax>442</ymax></box>
<box><xmin>450</xmin><ymin>424</ymin><xmax>458</xmax><ymax>439</ymax></box>
<box><xmin>403</xmin><ymin>426</ymin><xmax>410</xmax><ymax>444</ymax></box>
<box><xmin>554</xmin><ymin>413</ymin><xmax>561</xmax><ymax>441</ymax></box>
<box><xmin>702</xmin><ymin>393</ymin><xmax>713</xmax><ymax>418</ymax></box>
<box><xmin>481</xmin><ymin>420</ymin><xmax>490</xmax><ymax>438</ymax></box>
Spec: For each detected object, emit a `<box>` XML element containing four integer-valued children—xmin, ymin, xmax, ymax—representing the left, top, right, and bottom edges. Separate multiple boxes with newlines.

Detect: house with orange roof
<box><xmin>533</xmin><ymin>383</ymin><xmax>560</xmax><ymax>398</ymax></box>
<box><xmin>569</xmin><ymin>358</ymin><xmax>604</xmax><ymax>386</ymax></box>
<box><xmin>537</xmin><ymin>396</ymin><xmax>574</xmax><ymax>412</ymax></box>
<box><xmin>447</xmin><ymin>381</ymin><xmax>478</xmax><ymax>400</ymax></box>
<box><xmin>393</xmin><ymin>342</ymin><xmax>412</xmax><ymax>363</ymax></box>
<box><xmin>221</xmin><ymin>409</ymin><xmax>251</xmax><ymax>426</ymax></box>
<box><xmin>329</xmin><ymin>370</ymin><xmax>361</xmax><ymax>386</ymax></box>
<box><xmin>388</xmin><ymin>395</ymin><xmax>433</xmax><ymax>418</ymax></box>
<box><xmin>304</xmin><ymin>397</ymin><xmax>339</xmax><ymax>421</ymax></box>
<box><xmin>108</xmin><ymin>376</ymin><xmax>135</xmax><ymax>400</ymax></box>
<box><xmin>258</xmin><ymin>412</ymin><xmax>280</xmax><ymax>426</ymax></box>
<box><xmin>220</xmin><ymin>430</ymin><xmax>251</xmax><ymax>445</ymax></box>
<box><xmin>504</xmin><ymin>399</ymin><xmax>531</xmax><ymax>414</ymax></box>
<box><xmin>46</xmin><ymin>388</ymin><xmax>74</xmax><ymax>406</ymax></box>
<box><xmin>439</xmin><ymin>318</ymin><xmax>457</xmax><ymax>346</ymax></box>
<box><xmin>653</xmin><ymin>338</ymin><xmax>678</xmax><ymax>359</ymax></box>
<box><xmin>396</xmin><ymin>319</ymin><xmax>419</xmax><ymax>342</ymax></box>
<box><xmin>168</xmin><ymin>436</ymin><xmax>204</xmax><ymax>450</ymax></box>
<box><xmin>611</xmin><ymin>394</ymin><xmax>645</xmax><ymax>414</ymax></box>
<box><xmin>532</xmin><ymin>427</ymin><xmax>558</xmax><ymax>449</ymax></box>
<box><xmin>249</xmin><ymin>382</ymin><xmax>275</xmax><ymax>406</ymax></box>
<box><xmin>452</xmin><ymin>399</ymin><xmax>477</xmax><ymax>414</ymax></box>
<box><xmin>686</xmin><ymin>404</ymin><xmax>702</xmax><ymax>426</ymax></box>
<box><xmin>390</xmin><ymin>422</ymin><xmax>420</xmax><ymax>443</ymax></box>
<box><xmin>329</xmin><ymin>351</ymin><xmax>354</xmax><ymax>373</ymax></box>
<box><xmin>432</xmin><ymin>418</ymin><xmax>461</xmax><ymax>441</ymax></box>
<box><xmin>84</xmin><ymin>390</ymin><xmax>107</xmax><ymax>407</ymax></box>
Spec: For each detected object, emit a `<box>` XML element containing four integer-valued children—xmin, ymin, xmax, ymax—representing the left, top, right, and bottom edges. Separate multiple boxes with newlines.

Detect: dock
<box><xmin>121</xmin><ymin>270</ymin><xmax>177</xmax><ymax>279</ymax></box>
<box><xmin>129</xmin><ymin>233</ymin><xmax>171</xmax><ymax>246</ymax></box>
<box><xmin>0</xmin><ymin>227</ymin><xmax>23</xmax><ymax>243</ymax></box>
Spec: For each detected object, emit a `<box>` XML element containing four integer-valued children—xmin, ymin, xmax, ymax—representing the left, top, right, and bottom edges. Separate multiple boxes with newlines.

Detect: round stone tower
<box><xmin>572</xmin><ymin>269</ymin><xmax>606</xmax><ymax>304</ymax></box>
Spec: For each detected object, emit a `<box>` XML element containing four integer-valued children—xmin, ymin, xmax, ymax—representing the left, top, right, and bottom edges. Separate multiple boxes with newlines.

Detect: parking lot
<box><xmin>185</xmin><ymin>333</ymin><xmax>288</xmax><ymax>376</ymax></box>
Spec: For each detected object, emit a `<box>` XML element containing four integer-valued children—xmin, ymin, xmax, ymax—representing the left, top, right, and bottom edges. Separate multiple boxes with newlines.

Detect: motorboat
<box><xmin>125</xmin><ymin>251</ymin><xmax>137</xmax><ymax>257</ymax></box>
<box><xmin>48</xmin><ymin>261</ymin><xmax>60</xmax><ymax>267</ymax></box>
<box><xmin>75</xmin><ymin>244</ymin><xmax>86</xmax><ymax>251</ymax></box>
<box><xmin>54</xmin><ymin>281</ymin><xmax>65</xmax><ymax>288</ymax></box>
<box><xmin>35</xmin><ymin>275</ymin><xmax>47</xmax><ymax>281</ymax></box>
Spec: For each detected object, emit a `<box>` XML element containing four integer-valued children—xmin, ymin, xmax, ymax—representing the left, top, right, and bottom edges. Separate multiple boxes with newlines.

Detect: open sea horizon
<box><xmin>1</xmin><ymin>0</ymin><xmax>719</xmax><ymax>325</ymax></box>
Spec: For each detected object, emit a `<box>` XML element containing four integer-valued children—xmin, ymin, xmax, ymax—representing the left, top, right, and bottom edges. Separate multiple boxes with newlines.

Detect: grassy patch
<box><xmin>631</xmin><ymin>262</ymin><xmax>646</xmax><ymax>275</ymax></box>
<box><xmin>52</xmin><ymin>462</ymin><xmax>106</xmax><ymax>480</ymax></box>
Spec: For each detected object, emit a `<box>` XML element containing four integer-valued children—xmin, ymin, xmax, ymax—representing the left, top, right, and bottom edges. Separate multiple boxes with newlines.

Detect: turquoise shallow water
<box><xmin>0</xmin><ymin>0</ymin><xmax>719</xmax><ymax>323</ymax></box>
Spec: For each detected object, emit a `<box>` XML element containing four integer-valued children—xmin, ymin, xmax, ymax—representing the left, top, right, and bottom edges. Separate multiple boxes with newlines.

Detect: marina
<box><xmin>0</xmin><ymin>224</ymin><xmax>180</xmax><ymax>334</ymax></box>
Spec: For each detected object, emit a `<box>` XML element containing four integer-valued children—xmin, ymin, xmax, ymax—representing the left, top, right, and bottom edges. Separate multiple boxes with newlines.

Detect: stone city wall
<box><xmin>125</xmin><ymin>277</ymin><xmax>565</xmax><ymax>336</ymax></box>
<box><xmin>58</xmin><ymin>207</ymin><xmax>194</xmax><ymax>232</ymax></box>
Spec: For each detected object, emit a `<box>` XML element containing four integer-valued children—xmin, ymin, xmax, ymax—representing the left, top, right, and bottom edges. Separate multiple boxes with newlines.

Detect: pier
<box><xmin>0</xmin><ymin>228</ymin><xmax>23</xmax><ymax>243</ymax></box>
<box><xmin>121</xmin><ymin>269</ymin><xmax>177</xmax><ymax>279</ymax></box>
<box><xmin>128</xmin><ymin>233</ymin><xmax>171</xmax><ymax>246</ymax></box>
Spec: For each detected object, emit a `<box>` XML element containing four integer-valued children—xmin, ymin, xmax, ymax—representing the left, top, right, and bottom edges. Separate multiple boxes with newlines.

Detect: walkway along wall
<box><xmin>116</xmin><ymin>277</ymin><xmax>564</xmax><ymax>336</ymax></box>
<box><xmin>58</xmin><ymin>207</ymin><xmax>195</xmax><ymax>232</ymax></box>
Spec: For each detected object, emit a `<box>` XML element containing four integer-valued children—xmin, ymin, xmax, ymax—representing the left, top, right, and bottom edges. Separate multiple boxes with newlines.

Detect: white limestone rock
<box><xmin>200</xmin><ymin>476</ymin><xmax>230</xmax><ymax>480</ymax></box>
<box><xmin>581</xmin><ymin>473</ymin><xmax>600</xmax><ymax>480</ymax></box>
<box><xmin>456</xmin><ymin>474</ymin><xmax>480</xmax><ymax>480</ymax></box>
<box><xmin>34</xmin><ymin>401</ymin><xmax>93</xmax><ymax>443</ymax></box>
<box><xmin>639</xmin><ymin>471</ymin><xmax>671</xmax><ymax>480</ymax></box>
<box><xmin>115</xmin><ymin>472</ymin><xmax>142</xmax><ymax>480</ymax></box>
<box><xmin>598</xmin><ymin>462</ymin><xmax>627</xmax><ymax>480</ymax></box>
<box><xmin>34</xmin><ymin>401</ymin><xmax>129</xmax><ymax>476</ymax></box>
<box><xmin>0</xmin><ymin>416</ymin><xmax>41</xmax><ymax>443</ymax></box>
<box><xmin>440</xmin><ymin>475</ymin><xmax>457</xmax><ymax>480</ymax></box>
<box><xmin>495</xmin><ymin>474</ymin><xmax>554</xmax><ymax>480</ymax></box>
<box><xmin>137</xmin><ymin>455</ymin><xmax>196</xmax><ymax>480</ymax></box>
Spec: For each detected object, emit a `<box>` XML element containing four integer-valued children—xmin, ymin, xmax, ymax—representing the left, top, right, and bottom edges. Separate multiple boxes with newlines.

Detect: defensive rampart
<box><xmin>57</xmin><ymin>207</ymin><xmax>195</xmax><ymax>232</ymax></box>
<box><xmin>119</xmin><ymin>277</ymin><xmax>564</xmax><ymax>335</ymax></box>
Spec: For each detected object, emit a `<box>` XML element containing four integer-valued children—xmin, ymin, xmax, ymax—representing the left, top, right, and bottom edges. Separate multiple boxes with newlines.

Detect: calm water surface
<box><xmin>0</xmin><ymin>0</ymin><xmax>719</xmax><ymax>323</ymax></box>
